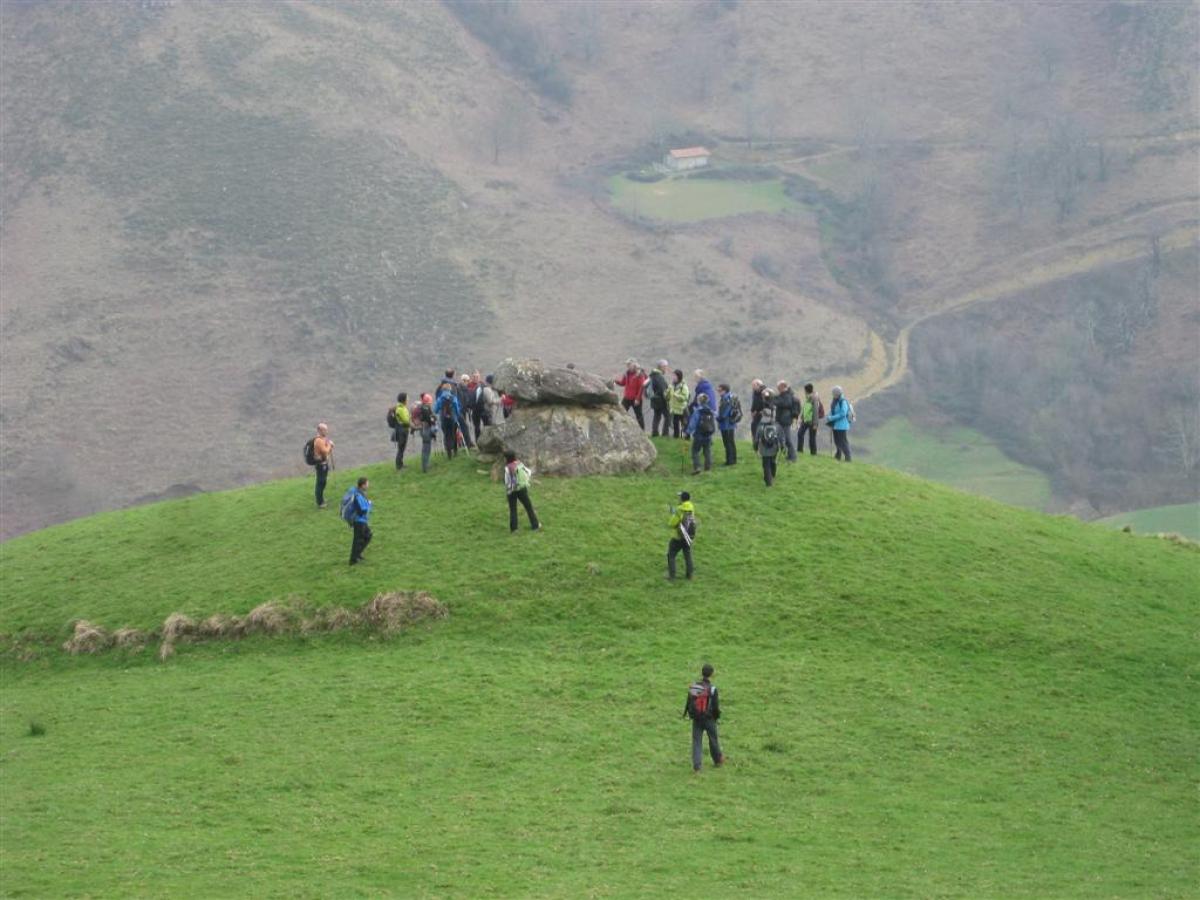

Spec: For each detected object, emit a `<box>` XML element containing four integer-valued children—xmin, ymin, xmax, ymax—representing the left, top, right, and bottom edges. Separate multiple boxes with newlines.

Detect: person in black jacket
<box><xmin>749</xmin><ymin>379</ymin><xmax>766</xmax><ymax>447</ymax></box>
<box><xmin>648</xmin><ymin>360</ymin><xmax>671</xmax><ymax>437</ymax></box>
<box><xmin>683</xmin><ymin>663</ymin><xmax>723</xmax><ymax>772</ymax></box>
<box><xmin>774</xmin><ymin>380</ymin><xmax>800</xmax><ymax>462</ymax></box>
<box><xmin>457</xmin><ymin>374</ymin><xmax>476</xmax><ymax>449</ymax></box>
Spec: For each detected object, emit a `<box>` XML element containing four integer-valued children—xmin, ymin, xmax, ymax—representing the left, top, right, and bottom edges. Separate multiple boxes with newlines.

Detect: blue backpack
<box><xmin>339</xmin><ymin>487</ymin><xmax>360</xmax><ymax>526</ymax></box>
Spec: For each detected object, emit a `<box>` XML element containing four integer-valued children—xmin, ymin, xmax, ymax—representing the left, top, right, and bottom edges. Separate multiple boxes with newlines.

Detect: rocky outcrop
<box><xmin>478</xmin><ymin>359</ymin><xmax>655</xmax><ymax>476</ymax></box>
<box><xmin>493</xmin><ymin>358</ymin><xmax>618</xmax><ymax>408</ymax></box>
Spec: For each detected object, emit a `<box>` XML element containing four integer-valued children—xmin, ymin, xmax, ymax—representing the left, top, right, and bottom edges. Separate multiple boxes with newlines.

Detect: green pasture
<box><xmin>860</xmin><ymin>417</ymin><xmax>1054</xmax><ymax>510</ymax></box>
<box><xmin>2</xmin><ymin>441</ymin><xmax>1197</xmax><ymax>896</ymax></box>
<box><xmin>609</xmin><ymin>174</ymin><xmax>796</xmax><ymax>223</ymax></box>
<box><xmin>1096</xmin><ymin>502</ymin><xmax>1200</xmax><ymax>540</ymax></box>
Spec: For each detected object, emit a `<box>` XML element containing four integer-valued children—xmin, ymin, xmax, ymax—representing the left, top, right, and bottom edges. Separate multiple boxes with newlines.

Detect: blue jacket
<box><xmin>693</xmin><ymin>379</ymin><xmax>718</xmax><ymax>413</ymax></box>
<box><xmin>434</xmin><ymin>390</ymin><xmax>461</xmax><ymax>420</ymax></box>
<box><xmin>827</xmin><ymin>397</ymin><xmax>853</xmax><ymax>431</ymax></box>
<box><xmin>686</xmin><ymin>405</ymin><xmax>715</xmax><ymax>441</ymax></box>
<box><xmin>352</xmin><ymin>490</ymin><xmax>372</xmax><ymax>525</ymax></box>
<box><xmin>717</xmin><ymin>394</ymin><xmax>738</xmax><ymax>432</ymax></box>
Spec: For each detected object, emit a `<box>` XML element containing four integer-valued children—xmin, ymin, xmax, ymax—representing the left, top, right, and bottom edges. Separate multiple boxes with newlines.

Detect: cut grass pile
<box><xmin>860</xmin><ymin>417</ymin><xmax>1054</xmax><ymax>510</ymax></box>
<box><xmin>2</xmin><ymin>441</ymin><xmax>1197</xmax><ymax>896</ymax></box>
<box><xmin>1095</xmin><ymin>502</ymin><xmax>1200</xmax><ymax>540</ymax></box>
<box><xmin>609</xmin><ymin>174</ymin><xmax>796</xmax><ymax>223</ymax></box>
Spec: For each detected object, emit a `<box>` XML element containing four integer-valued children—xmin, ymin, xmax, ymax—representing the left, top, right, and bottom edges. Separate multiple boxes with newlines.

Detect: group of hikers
<box><xmin>612</xmin><ymin>358</ymin><xmax>856</xmax><ymax>487</ymax></box>
<box><xmin>304</xmin><ymin>361</ymin><xmax>856</xmax><ymax>567</ymax></box>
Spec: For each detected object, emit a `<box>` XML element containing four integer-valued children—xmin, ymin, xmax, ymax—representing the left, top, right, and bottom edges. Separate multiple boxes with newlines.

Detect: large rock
<box><xmin>477</xmin><ymin>405</ymin><xmax>656</xmax><ymax>476</ymax></box>
<box><xmin>493</xmin><ymin>358</ymin><xmax>618</xmax><ymax>407</ymax></box>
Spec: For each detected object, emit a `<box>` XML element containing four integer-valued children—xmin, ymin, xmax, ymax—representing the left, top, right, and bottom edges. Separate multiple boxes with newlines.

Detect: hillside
<box><xmin>2</xmin><ymin>1</ymin><xmax>1197</xmax><ymax>538</ymax></box>
<box><xmin>2</xmin><ymin>447</ymin><xmax>1197</xmax><ymax>896</ymax></box>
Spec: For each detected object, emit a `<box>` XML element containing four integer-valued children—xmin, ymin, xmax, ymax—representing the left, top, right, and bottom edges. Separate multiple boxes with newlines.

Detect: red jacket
<box><xmin>616</xmin><ymin>370</ymin><xmax>647</xmax><ymax>403</ymax></box>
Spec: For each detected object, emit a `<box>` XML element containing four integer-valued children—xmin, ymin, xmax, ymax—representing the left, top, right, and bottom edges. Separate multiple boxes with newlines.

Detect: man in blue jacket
<box><xmin>348</xmin><ymin>477</ymin><xmax>373</xmax><ymax>565</ymax></box>
<box><xmin>716</xmin><ymin>383</ymin><xmax>740</xmax><ymax>465</ymax></box>
<box><xmin>686</xmin><ymin>394</ymin><xmax>716</xmax><ymax>474</ymax></box>
<box><xmin>826</xmin><ymin>385</ymin><xmax>854</xmax><ymax>462</ymax></box>
<box><xmin>692</xmin><ymin>370</ymin><xmax>718</xmax><ymax>413</ymax></box>
<box><xmin>434</xmin><ymin>386</ymin><xmax>462</xmax><ymax>458</ymax></box>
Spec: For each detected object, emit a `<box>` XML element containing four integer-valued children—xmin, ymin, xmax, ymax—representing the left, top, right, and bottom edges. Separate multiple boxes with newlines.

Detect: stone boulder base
<box><xmin>493</xmin><ymin>358</ymin><xmax>618</xmax><ymax>407</ymax></box>
<box><xmin>478</xmin><ymin>405</ymin><xmax>656</xmax><ymax>476</ymax></box>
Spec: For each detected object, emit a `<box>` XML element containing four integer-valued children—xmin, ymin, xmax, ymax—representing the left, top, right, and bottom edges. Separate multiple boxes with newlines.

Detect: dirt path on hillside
<box><xmin>855</xmin><ymin>209</ymin><xmax>1198</xmax><ymax>401</ymax></box>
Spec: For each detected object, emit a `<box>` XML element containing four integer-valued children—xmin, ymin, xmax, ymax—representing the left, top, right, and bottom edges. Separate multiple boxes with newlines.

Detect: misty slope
<box><xmin>2</xmin><ymin>0</ymin><xmax>1197</xmax><ymax>538</ymax></box>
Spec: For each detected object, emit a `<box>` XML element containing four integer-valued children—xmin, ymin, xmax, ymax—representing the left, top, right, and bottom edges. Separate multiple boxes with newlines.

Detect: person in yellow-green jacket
<box><xmin>390</xmin><ymin>392</ymin><xmax>412</xmax><ymax>469</ymax></box>
<box><xmin>667</xmin><ymin>369</ymin><xmax>691</xmax><ymax>439</ymax></box>
<box><xmin>667</xmin><ymin>491</ymin><xmax>697</xmax><ymax>580</ymax></box>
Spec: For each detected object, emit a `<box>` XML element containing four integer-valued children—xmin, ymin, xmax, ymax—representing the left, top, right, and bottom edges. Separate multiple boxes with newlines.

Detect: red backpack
<box><xmin>688</xmin><ymin>682</ymin><xmax>713</xmax><ymax>718</ymax></box>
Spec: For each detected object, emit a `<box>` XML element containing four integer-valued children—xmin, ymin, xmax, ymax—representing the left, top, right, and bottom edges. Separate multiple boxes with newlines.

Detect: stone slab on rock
<box><xmin>493</xmin><ymin>358</ymin><xmax>618</xmax><ymax>407</ymax></box>
<box><xmin>477</xmin><ymin>405</ymin><xmax>656</xmax><ymax>476</ymax></box>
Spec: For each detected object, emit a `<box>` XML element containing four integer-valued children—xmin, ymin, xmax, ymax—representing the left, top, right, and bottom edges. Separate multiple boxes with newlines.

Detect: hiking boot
<box><xmin>318</xmin><ymin>503</ymin><xmax>328</xmax><ymax>509</ymax></box>
<box><xmin>715</xmin><ymin>755</ymin><xmax>725</xmax><ymax>766</ymax></box>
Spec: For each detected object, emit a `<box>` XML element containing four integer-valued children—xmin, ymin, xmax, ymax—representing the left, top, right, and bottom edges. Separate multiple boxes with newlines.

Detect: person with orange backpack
<box><xmin>682</xmin><ymin>663</ymin><xmax>724</xmax><ymax>772</ymax></box>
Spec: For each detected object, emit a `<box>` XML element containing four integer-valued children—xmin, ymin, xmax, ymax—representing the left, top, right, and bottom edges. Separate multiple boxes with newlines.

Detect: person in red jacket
<box><xmin>615</xmin><ymin>358</ymin><xmax>648</xmax><ymax>430</ymax></box>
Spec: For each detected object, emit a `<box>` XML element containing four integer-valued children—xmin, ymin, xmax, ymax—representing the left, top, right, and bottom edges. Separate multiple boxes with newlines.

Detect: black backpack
<box><xmin>303</xmin><ymin>437</ymin><xmax>318</xmax><ymax>466</ymax></box>
<box><xmin>386</xmin><ymin>406</ymin><xmax>398</xmax><ymax>429</ymax></box>
<box><xmin>681</xmin><ymin>511</ymin><xmax>697</xmax><ymax>539</ymax></box>
<box><xmin>759</xmin><ymin>423</ymin><xmax>780</xmax><ymax>454</ymax></box>
<box><xmin>727</xmin><ymin>394</ymin><xmax>743</xmax><ymax>424</ymax></box>
<box><xmin>697</xmin><ymin>407</ymin><xmax>716</xmax><ymax>435</ymax></box>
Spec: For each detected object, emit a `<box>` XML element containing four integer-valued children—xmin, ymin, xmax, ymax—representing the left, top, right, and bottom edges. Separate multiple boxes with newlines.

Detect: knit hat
<box><xmin>678</xmin><ymin>491</ymin><xmax>691</xmax><ymax>501</ymax></box>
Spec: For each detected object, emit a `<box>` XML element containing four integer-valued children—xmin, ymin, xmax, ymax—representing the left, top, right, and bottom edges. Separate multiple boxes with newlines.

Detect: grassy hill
<box><xmin>1097</xmin><ymin>502</ymin><xmax>1200</xmax><ymax>541</ymax></box>
<box><xmin>2</xmin><ymin>444</ymin><xmax>1196</xmax><ymax>896</ymax></box>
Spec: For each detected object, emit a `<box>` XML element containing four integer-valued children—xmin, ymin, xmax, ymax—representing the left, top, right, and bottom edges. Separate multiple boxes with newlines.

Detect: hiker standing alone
<box><xmin>312</xmin><ymin>423</ymin><xmax>334</xmax><ymax>508</ymax></box>
<box><xmin>346</xmin><ymin>476</ymin><xmax>372</xmax><ymax>565</ymax></box>
<box><xmin>667</xmin><ymin>490</ymin><xmax>697</xmax><ymax>580</ymax></box>
<box><xmin>504</xmin><ymin>451</ymin><xmax>541</xmax><ymax>533</ymax></box>
<box><xmin>683</xmin><ymin>663</ymin><xmax>723</xmax><ymax>772</ymax></box>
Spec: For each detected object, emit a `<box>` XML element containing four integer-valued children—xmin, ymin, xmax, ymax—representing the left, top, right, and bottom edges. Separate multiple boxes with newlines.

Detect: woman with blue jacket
<box><xmin>826</xmin><ymin>385</ymin><xmax>854</xmax><ymax>462</ymax></box>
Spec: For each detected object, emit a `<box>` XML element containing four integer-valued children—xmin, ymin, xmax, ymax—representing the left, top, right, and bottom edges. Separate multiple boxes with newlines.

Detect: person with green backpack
<box><xmin>503</xmin><ymin>451</ymin><xmax>541</xmax><ymax>533</ymax></box>
<box><xmin>666</xmin><ymin>490</ymin><xmax>697</xmax><ymax>580</ymax></box>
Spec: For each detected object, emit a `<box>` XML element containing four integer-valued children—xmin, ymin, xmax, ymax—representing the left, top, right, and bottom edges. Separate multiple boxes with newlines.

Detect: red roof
<box><xmin>668</xmin><ymin>147</ymin><xmax>710</xmax><ymax>159</ymax></box>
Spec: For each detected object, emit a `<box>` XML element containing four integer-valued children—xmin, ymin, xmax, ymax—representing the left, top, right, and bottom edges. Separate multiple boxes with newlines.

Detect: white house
<box><xmin>663</xmin><ymin>146</ymin><xmax>711</xmax><ymax>171</ymax></box>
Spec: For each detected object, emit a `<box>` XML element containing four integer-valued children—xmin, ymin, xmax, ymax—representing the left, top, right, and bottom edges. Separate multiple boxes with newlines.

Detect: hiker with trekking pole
<box><xmin>666</xmin><ymin>490</ymin><xmax>697</xmax><ymax>580</ymax></box>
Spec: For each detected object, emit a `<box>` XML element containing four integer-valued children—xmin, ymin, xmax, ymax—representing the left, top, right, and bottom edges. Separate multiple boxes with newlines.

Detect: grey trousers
<box><xmin>692</xmin><ymin>718</ymin><xmax>722</xmax><ymax>770</ymax></box>
<box><xmin>780</xmin><ymin>422</ymin><xmax>797</xmax><ymax>461</ymax></box>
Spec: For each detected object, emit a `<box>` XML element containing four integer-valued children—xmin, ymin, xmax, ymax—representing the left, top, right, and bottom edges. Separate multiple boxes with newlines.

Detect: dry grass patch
<box><xmin>62</xmin><ymin>620</ymin><xmax>111</xmax><ymax>655</ymax></box>
<box><xmin>361</xmin><ymin>591</ymin><xmax>448</xmax><ymax>633</ymax></box>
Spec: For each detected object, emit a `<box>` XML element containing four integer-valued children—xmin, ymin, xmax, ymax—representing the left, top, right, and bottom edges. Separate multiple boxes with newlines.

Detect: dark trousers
<box><xmin>350</xmin><ymin>522</ymin><xmax>372</xmax><ymax>564</ymax></box>
<box><xmin>721</xmin><ymin>429</ymin><xmax>737</xmax><ymax>465</ymax></box>
<box><xmin>761</xmin><ymin>455</ymin><xmax>777</xmax><ymax>486</ymax></box>
<box><xmin>751</xmin><ymin>417</ymin><xmax>761</xmax><ymax>447</ymax></box>
<box><xmin>472</xmin><ymin>408</ymin><xmax>484</xmax><ymax>441</ymax></box>
<box><xmin>651</xmin><ymin>404</ymin><xmax>668</xmax><ymax>437</ymax></box>
<box><xmin>508</xmin><ymin>489</ymin><xmax>539</xmax><ymax>531</ymax></box>
<box><xmin>672</xmin><ymin>414</ymin><xmax>686</xmax><ymax>438</ymax></box>
<box><xmin>667</xmin><ymin>538</ymin><xmax>693</xmax><ymax>579</ymax></box>
<box><xmin>315</xmin><ymin>463</ymin><xmax>329</xmax><ymax>507</ymax></box>
<box><xmin>691</xmin><ymin>437</ymin><xmax>712</xmax><ymax>472</ymax></box>
<box><xmin>833</xmin><ymin>429</ymin><xmax>852</xmax><ymax>462</ymax></box>
<box><xmin>622</xmin><ymin>397</ymin><xmax>645</xmax><ymax>430</ymax></box>
<box><xmin>692</xmin><ymin>718</ymin><xmax>722</xmax><ymax>770</ymax></box>
<box><xmin>798</xmin><ymin>422</ymin><xmax>818</xmax><ymax>455</ymax></box>
<box><xmin>441</xmin><ymin>419</ymin><xmax>458</xmax><ymax>457</ymax></box>
<box><xmin>393</xmin><ymin>427</ymin><xmax>409</xmax><ymax>468</ymax></box>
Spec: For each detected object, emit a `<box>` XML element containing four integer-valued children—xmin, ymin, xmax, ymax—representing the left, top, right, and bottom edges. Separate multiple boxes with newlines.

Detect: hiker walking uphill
<box><xmin>503</xmin><ymin>451</ymin><xmax>541</xmax><ymax>533</ymax></box>
<box><xmin>686</xmin><ymin>395</ymin><xmax>716</xmax><ymax>474</ymax></box>
<box><xmin>342</xmin><ymin>477</ymin><xmax>372</xmax><ymax>565</ymax></box>
<box><xmin>668</xmin><ymin>369</ymin><xmax>691</xmax><ymax>438</ymax></box>
<box><xmin>717</xmin><ymin>383</ymin><xmax>742</xmax><ymax>466</ymax></box>
<box><xmin>305</xmin><ymin>423</ymin><xmax>334</xmax><ymax>508</ymax></box>
<box><xmin>798</xmin><ymin>383</ymin><xmax>823</xmax><ymax>457</ymax></box>
<box><xmin>648</xmin><ymin>360</ymin><xmax>671</xmax><ymax>437</ymax></box>
<box><xmin>388</xmin><ymin>393</ymin><xmax>411</xmax><ymax>470</ymax></box>
<box><xmin>683</xmin><ymin>663</ymin><xmax>723</xmax><ymax>771</ymax></box>
<box><xmin>416</xmin><ymin>393</ymin><xmax>437</xmax><ymax>472</ymax></box>
<box><xmin>757</xmin><ymin>394</ymin><xmax>782</xmax><ymax>486</ymax></box>
<box><xmin>775</xmin><ymin>381</ymin><xmax>801</xmax><ymax>462</ymax></box>
<box><xmin>666</xmin><ymin>491</ymin><xmax>697</xmax><ymax>580</ymax></box>
<box><xmin>615</xmin><ymin>359</ymin><xmax>648</xmax><ymax>430</ymax></box>
<box><xmin>827</xmin><ymin>386</ymin><xmax>855</xmax><ymax>462</ymax></box>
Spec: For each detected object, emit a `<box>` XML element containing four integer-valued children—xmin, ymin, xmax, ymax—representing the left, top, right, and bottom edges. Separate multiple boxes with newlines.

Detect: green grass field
<box><xmin>1096</xmin><ymin>502</ymin><xmax>1200</xmax><ymax>540</ymax></box>
<box><xmin>2</xmin><ymin>442</ymin><xmax>1197</xmax><ymax>896</ymax></box>
<box><xmin>860</xmin><ymin>417</ymin><xmax>1054</xmax><ymax>510</ymax></box>
<box><xmin>609</xmin><ymin>174</ymin><xmax>796</xmax><ymax>222</ymax></box>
